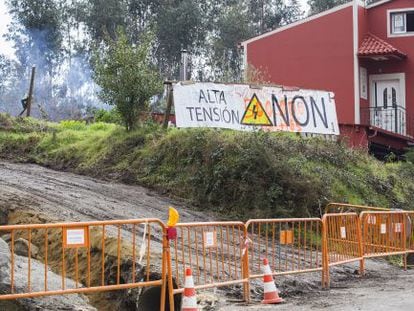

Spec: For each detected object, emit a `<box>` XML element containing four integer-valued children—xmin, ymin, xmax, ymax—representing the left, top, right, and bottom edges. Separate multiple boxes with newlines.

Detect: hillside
<box><xmin>1</xmin><ymin>113</ymin><xmax>414</xmax><ymax>219</ymax></box>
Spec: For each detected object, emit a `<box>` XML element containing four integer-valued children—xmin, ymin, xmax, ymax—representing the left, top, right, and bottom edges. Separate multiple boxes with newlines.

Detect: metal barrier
<box><xmin>245</xmin><ymin>218</ymin><xmax>324</xmax><ymax>288</ymax></box>
<box><xmin>2</xmin><ymin>204</ymin><xmax>414</xmax><ymax>306</ymax></box>
<box><xmin>360</xmin><ymin>211</ymin><xmax>408</xmax><ymax>260</ymax></box>
<box><xmin>0</xmin><ymin>218</ymin><xmax>169</xmax><ymax>311</ymax></box>
<box><xmin>169</xmin><ymin>221</ymin><xmax>249</xmax><ymax>301</ymax></box>
<box><xmin>325</xmin><ymin>202</ymin><xmax>390</xmax><ymax>214</ymax></box>
<box><xmin>322</xmin><ymin>213</ymin><xmax>363</xmax><ymax>287</ymax></box>
<box><xmin>406</xmin><ymin>212</ymin><xmax>414</xmax><ymax>267</ymax></box>
<box><xmin>406</xmin><ymin>212</ymin><xmax>414</xmax><ymax>253</ymax></box>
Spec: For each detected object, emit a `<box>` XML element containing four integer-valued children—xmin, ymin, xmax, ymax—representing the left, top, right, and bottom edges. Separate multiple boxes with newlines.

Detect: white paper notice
<box><xmin>340</xmin><ymin>227</ymin><xmax>346</xmax><ymax>239</ymax></box>
<box><xmin>66</xmin><ymin>229</ymin><xmax>85</xmax><ymax>245</ymax></box>
<box><xmin>367</xmin><ymin>215</ymin><xmax>376</xmax><ymax>225</ymax></box>
<box><xmin>395</xmin><ymin>223</ymin><xmax>402</xmax><ymax>233</ymax></box>
<box><xmin>204</xmin><ymin>231</ymin><xmax>216</xmax><ymax>248</ymax></box>
<box><xmin>380</xmin><ymin>224</ymin><xmax>387</xmax><ymax>234</ymax></box>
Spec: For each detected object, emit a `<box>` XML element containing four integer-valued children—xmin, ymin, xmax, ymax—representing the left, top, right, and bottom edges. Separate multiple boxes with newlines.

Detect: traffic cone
<box><xmin>182</xmin><ymin>267</ymin><xmax>198</xmax><ymax>311</ymax></box>
<box><xmin>262</xmin><ymin>258</ymin><xmax>284</xmax><ymax>304</ymax></box>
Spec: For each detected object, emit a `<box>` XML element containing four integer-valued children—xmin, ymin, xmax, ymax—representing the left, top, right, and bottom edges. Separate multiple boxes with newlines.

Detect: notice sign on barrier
<box><xmin>280</xmin><ymin>230</ymin><xmax>293</xmax><ymax>245</ymax></box>
<box><xmin>381</xmin><ymin>223</ymin><xmax>387</xmax><ymax>234</ymax></box>
<box><xmin>173</xmin><ymin>82</ymin><xmax>340</xmax><ymax>135</ymax></box>
<box><xmin>340</xmin><ymin>227</ymin><xmax>346</xmax><ymax>239</ymax></box>
<box><xmin>204</xmin><ymin>231</ymin><xmax>217</xmax><ymax>248</ymax></box>
<box><xmin>367</xmin><ymin>215</ymin><xmax>377</xmax><ymax>225</ymax></box>
<box><xmin>394</xmin><ymin>223</ymin><xmax>402</xmax><ymax>233</ymax></box>
<box><xmin>63</xmin><ymin>227</ymin><xmax>89</xmax><ymax>248</ymax></box>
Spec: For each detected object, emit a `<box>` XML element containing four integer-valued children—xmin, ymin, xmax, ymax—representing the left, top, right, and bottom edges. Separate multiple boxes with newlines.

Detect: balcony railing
<box><xmin>360</xmin><ymin>105</ymin><xmax>411</xmax><ymax>137</ymax></box>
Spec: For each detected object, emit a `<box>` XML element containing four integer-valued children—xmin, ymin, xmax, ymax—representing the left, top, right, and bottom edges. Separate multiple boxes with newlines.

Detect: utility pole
<box><xmin>26</xmin><ymin>66</ymin><xmax>36</xmax><ymax>117</ymax></box>
<box><xmin>180</xmin><ymin>49</ymin><xmax>189</xmax><ymax>81</ymax></box>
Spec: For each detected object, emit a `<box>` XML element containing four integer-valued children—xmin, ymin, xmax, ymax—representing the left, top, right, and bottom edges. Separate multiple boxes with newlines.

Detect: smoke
<box><xmin>0</xmin><ymin>26</ymin><xmax>107</xmax><ymax>121</ymax></box>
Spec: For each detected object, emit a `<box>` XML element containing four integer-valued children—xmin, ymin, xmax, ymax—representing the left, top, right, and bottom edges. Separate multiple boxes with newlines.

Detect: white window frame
<box><xmin>388</xmin><ymin>8</ymin><xmax>414</xmax><ymax>38</ymax></box>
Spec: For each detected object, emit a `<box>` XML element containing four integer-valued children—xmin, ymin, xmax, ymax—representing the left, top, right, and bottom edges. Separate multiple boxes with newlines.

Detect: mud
<box><xmin>1</xmin><ymin>161</ymin><xmax>414</xmax><ymax>310</ymax></box>
<box><xmin>221</xmin><ymin>261</ymin><xmax>414</xmax><ymax>310</ymax></box>
<box><xmin>0</xmin><ymin>161</ymin><xmax>212</xmax><ymax>223</ymax></box>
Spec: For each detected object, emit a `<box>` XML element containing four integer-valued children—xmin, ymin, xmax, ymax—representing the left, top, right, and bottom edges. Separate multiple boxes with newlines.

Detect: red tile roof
<box><xmin>358</xmin><ymin>33</ymin><xmax>406</xmax><ymax>59</ymax></box>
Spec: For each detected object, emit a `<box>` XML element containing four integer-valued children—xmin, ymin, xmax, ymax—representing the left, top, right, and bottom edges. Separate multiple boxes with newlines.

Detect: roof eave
<box><xmin>358</xmin><ymin>52</ymin><xmax>407</xmax><ymax>60</ymax></box>
<box><xmin>241</xmin><ymin>1</ymin><xmax>356</xmax><ymax>46</ymax></box>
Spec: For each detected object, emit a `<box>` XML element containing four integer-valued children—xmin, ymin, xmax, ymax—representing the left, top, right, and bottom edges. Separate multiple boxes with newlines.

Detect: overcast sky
<box><xmin>0</xmin><ymin>0</ymin><xmax>310</xmax><ymax>59</ymax></box>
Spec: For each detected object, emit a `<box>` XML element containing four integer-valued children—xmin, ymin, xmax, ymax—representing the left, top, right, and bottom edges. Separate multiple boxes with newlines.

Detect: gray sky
<box><xmin>0</xmin><ymin>0</ymin><xmax>310</xmax><ymax>59</ymax></box>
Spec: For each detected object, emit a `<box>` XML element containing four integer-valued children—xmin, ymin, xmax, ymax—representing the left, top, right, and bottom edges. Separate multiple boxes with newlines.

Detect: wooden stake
<box><xmin>26</xmin><ymin>66</ymin><xmax>36</xmax><ymax>117</ymax></box>
<box><xmin>163</xmin><ymin>82</ymin><xmax>174</xmax><ymax>129</ymax></box>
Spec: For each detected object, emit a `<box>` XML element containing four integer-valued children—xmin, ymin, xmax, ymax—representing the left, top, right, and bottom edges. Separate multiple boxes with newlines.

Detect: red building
<box><xmin>242</xmin><ymin>0</ymin><xmax>414</xmax><ymax>157</ymax></box>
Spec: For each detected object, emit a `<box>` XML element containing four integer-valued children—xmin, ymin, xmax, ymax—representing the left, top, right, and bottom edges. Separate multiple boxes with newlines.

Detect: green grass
<box><xmin>1</xmin><ymin>112</ymin><xmax>414</xmax><ymax>220</ymax></box>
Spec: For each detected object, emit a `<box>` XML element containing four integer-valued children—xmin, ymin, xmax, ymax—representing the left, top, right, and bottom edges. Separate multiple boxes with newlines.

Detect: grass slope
<box><xmin>1</xmin><ymin>113</ymin><xmax>413</xmax><ymax>219</ymax></box>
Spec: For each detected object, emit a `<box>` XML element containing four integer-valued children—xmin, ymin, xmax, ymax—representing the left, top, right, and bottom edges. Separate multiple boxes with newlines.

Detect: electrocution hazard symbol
<box><xmin>241</xmin><ymin>94</ymin><xmax>273</xmax><ymax>126</ymax></box>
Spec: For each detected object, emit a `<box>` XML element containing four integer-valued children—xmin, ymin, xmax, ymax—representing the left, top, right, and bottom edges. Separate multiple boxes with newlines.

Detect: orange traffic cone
<box><xmin>182</xmin><ymin>267</ymin><xmax>198</xmax><ymax>311</ymax></box>
<box><xmin>262</xmin><ymin>258</ymin><xmax>284</xmax><ymax>304</ymax></box>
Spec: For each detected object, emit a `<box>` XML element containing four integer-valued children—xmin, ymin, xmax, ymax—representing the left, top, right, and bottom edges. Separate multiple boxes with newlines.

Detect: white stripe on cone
<box><xmin>263</xmin><ymin>264</ymin><xmax>272</xmax><ymax>275</ymax></box>
<box><xmin>182</xmin><ymin>296</ymin><xmax>197</xmax><ymax>308</ymax></box>
<box><xmin>184</xmin><ymin>275</ymin><xmax>195</xmax><ymax>288</ymax></box>
<box><xmin>264</xmin><ymin>281</ymin><xmax>278</xmax><ymax>293</ymax></box>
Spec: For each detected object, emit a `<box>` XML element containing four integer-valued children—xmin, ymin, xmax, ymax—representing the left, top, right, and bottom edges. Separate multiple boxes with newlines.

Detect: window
<box><xmin>391</xmin><ymin>10</ymin><xmax>414</xmax><ymax>35</ymax></box>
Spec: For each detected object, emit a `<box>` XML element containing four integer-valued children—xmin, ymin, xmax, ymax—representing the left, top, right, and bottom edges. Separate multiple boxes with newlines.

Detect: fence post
<box><xmin>160</xmin><ymin>226</ymin><xmax>168</xmax><ymax>311</ymax></box>
<box><xmin>164</xmin><ymin>228</ymin><xmax>175</xmax><ymax>311</ymax></box>
<box><xmin>357</xmin><ymin>214</ymin><xmax>365</xmax><ymax>276</ymax></box>
<box><xmin>321</xmin><ymin>216</ymin><xmax>329</xmax><ymax>288</ymax></box>
<box><xmin>242</xmin><ymin>224</ymin><xmax>250</xmax><ymax>303</ymax></box>
<box><xmin>403</xmin><ymin>212</ymin><xmax>408</xmax><ymax>271</ymax></box>
<box><xmin>163</xmin><ymin>82</ymin><xmax>174</xmax><ymax>129</ymax></box>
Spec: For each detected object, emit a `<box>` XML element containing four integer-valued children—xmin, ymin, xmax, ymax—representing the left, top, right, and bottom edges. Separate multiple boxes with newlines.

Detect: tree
<box><xmin>209</xmin><ymin>3</ymin><xmax>253</xmax><ymax>81</ymax></box>
<box><xmin>307</xmin><ymin>0</ymin><xmax>348</xmax><ymax>15</ymax></box>
<box><xmin>6</xmin><ymin>0</ymin><xmax>63</xmax><ymax>72</ymax></box>
<box><xmin>284</xmin><ymin>0</ymin><xmax>304</xmax><ymax>24</ymax></box>
<box><xmin>248</xmin><ymin>0</ymin><xmax>289</xmax><ymax>34</ymax></box>
<box><xmin>93</xmin><ymin>30</ymin><xmax>162</xmax><ymax>130</ymax></box>
<box><xmin>0</xmin><ymin>55</ymin><xmax>13</xmax><ymax>94</ymax></box>
<box><xmin>83</xmin><ymin>0</ymin><xmax>127</xmax><ymax>43</ymax></box>
<box><xmin>155</xmin><ymin>0</ymin><xmax>205</xmax><ymax>79</ymax></box>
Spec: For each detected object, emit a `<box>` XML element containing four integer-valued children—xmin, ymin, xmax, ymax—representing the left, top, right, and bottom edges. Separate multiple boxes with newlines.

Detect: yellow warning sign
<box><xmin>241</xmin><ymin>94</ymin><xmax>273</xmax><ymax>126</ymax></box>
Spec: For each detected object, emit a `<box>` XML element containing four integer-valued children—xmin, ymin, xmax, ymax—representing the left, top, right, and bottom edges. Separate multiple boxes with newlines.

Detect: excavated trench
<box><xmin>0</xmin><ymin>209</ymin><xmax>181</xmax><ymax>311</ymax></box>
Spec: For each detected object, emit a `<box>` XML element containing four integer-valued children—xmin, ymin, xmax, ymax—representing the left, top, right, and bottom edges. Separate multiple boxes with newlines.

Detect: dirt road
<box><xmin>0</xmin><ymin>161</ymin><xmax>211</xmax><ymax>224</ymax></box>
<box><xmin>1</xmin><ymin>161</ymin><xmax>414</xmax><ymax>310</ymax></box>
<box><xmin>222</xmin><ymin>261</ymin><xmax>414</xmax><ymax>310</ymax></box>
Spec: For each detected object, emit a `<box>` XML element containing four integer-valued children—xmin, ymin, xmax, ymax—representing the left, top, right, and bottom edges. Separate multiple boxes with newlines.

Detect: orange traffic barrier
<box><xmin>406</xmin><ymin>212</ymin><xmax>414</xmax><ymax>252</ymax></box>
<box><xmin>322</xmin><ymin>213</ymin><xmax>363</xmax><ymax>288</ymax></box>
<box><xmin>325</xmin><ymin>203</ymin><xmax>390</xmax><ymax>214</ymax></box>
<box><xmin>360</xmin><ymin>211</ymin><xmax>407</xmax><ymax>257</ymax></box>
<box><xmin>169</xmin><ymin>221</ymin><xmax>249</xmax><ymax>302</ymax></box>
<box><xmin>0</xmin><ymin>218</ymin><xmax>169</xmax><ymax>311</ymax></box>
<box><xmin>360</xmin><ymin>211</ymin><xmax>408</xmax><ymax>271</ymax></box>
<box><xmin>261</xmin><ymin>258</ymin><xmax>283</xmax><ymax>304</ymax></box>
<box><xmin>246</xmin><ymin>218</ymin><xmax>323</xmax><ymax>282</ymax></box>
<box><xmin>406</xmin><ymin>212</ymin><xmax>414</xmax><ymax>267</ymax></box>
<box><xmin>2</xmin><ymin>202</ymin><xmax>414</xmax><ymax>307</ymax></box>
<box><xmin>181</xmin><ymin>267</ymin><xmax>198</xmax><ymax>311</ymax></box>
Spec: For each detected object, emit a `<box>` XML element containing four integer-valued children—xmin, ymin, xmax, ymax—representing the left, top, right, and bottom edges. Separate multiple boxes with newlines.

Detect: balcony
<box><xmin>360</xmin><ymin>105</ymin><xmax>412</xmax><ymax>137</ymax></box>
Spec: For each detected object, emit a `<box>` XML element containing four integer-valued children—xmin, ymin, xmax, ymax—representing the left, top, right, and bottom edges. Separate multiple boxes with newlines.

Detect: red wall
<box><xmin>358</xmin><ymin>6</ymin><xmax>371</xmax><ymax>118</ymax></box>
<box><xmin>365</xmin><ymin>0</ymin><xmax>414</xmax><ymax>136</ymax></box>
<box><xmin>246</xmin><ymin>6</ymin><xmax>355</xmax><ymax>124</ymax></box>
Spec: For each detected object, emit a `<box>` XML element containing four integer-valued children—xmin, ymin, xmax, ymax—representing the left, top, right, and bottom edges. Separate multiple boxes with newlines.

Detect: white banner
<box><xmin>173</xmin><ymin>82</ymin><xmax>339</xmax><ymax>135</ymax></box>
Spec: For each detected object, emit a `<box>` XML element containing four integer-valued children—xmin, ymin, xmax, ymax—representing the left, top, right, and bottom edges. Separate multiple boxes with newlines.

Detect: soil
<box><xmin>1</xmin><ymin>160</ymin><xmax>414</xmax><ymax>310</ymax></box>
<box><xmin>222</xmin><ymin>261</ymin><xmax>414</xmax><ymax>310</ymax></box>
<box><xmin>0</xmin><ymin>161</ymin><xmax>212</xmax><ymax>224</ymax></box>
